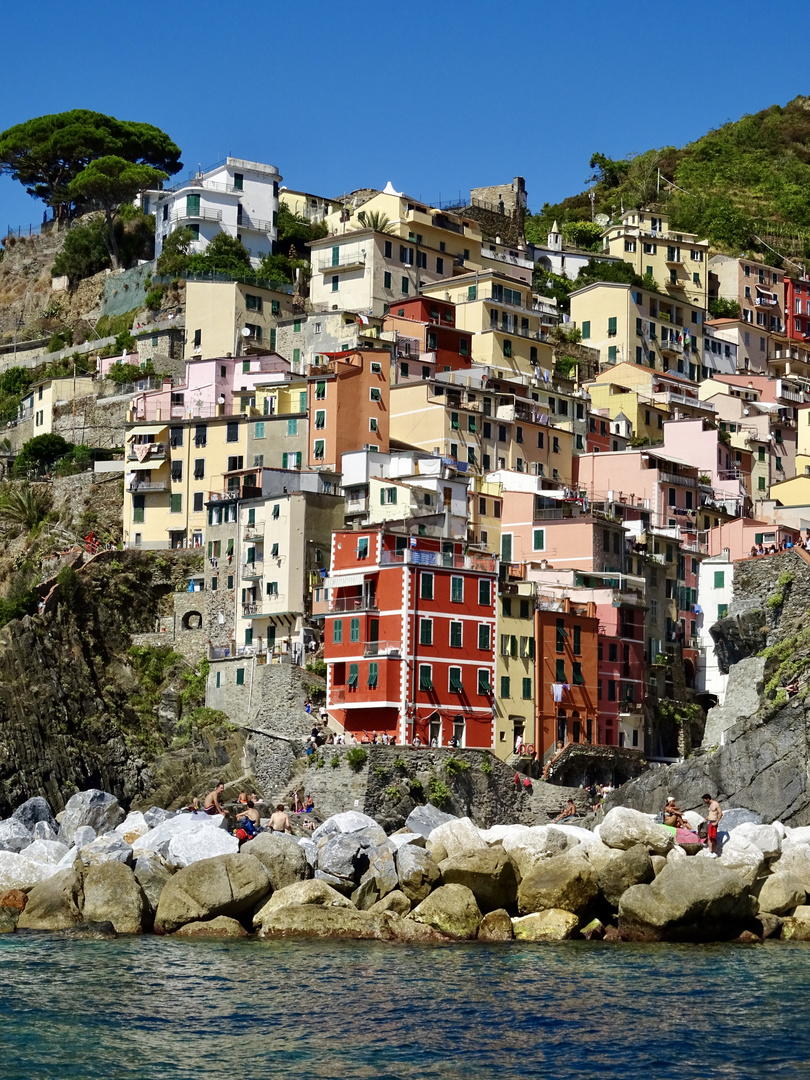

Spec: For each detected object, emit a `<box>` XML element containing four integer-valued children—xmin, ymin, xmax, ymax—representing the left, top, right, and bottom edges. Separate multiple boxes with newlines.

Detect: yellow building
<box><xmin>278</xmin><ymin>188</ymin><xmax>338</xmax><ymax>223</ymax></box>
<box><xmin>184</xmin><ymin>280</ymin><xmax>296</xmax><ymax>360</ymax></box>
<box><xmin>494</xmin><ymin>581</ymin><xmax>536</xmax><ymax>760</ymax></box>
<box><xmin>421</xmin><ymin>270</ymin><xmax>554</xmax><ymax>378</ymax></box>
<box><xmin>601</xmin><ymin>209</ymin><xmax>709</xmax><ymax>309</ymax></box>
<box><xmin>586</xmin><ymin>377</ymin><xmax>668</xmax><ymax>444</ymax></box>
<box><xmin>468</xmin><ymin>476</ymin><xmax>503</xmax><ymax>554</ymax></box>
<box><xmin>570</xmin><ymin>282</ymin><xmax>706</xmax><ymax>380</ymax></box>
<box><xmin>19</xmin><ymin>376</ymin><xmax>98</xmax><ymax>439</ymax></box>
<box><xmin>123</xmin><ymin>414</ymin><xmax>249</xmax><ymax>549</ymax></box>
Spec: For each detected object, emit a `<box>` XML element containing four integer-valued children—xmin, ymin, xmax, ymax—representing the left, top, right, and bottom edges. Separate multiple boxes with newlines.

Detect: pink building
<box><xmin>661</xmin><ymin>417</ymin><xmax>747</xmax><ymax>512</ymax></box>
<box><xmin>707</xmin><ymin>518</ymin><xmax>800</xmax><ymax>561</ymax></box>
<box><xmin>128</xmin><ymin>354</ymin><xmax>291</xmax><ymax>421</ymax></box>
<box><xmin>574</xmin><ymin>447</ymin><xmax>700</xmax><ymax>532</ymax></box>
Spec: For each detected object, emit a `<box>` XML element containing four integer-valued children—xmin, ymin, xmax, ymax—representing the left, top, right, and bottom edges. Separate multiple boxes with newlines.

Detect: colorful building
<box><xmin>307</xmin><ymin>349</ymin><xmax>390</xmax><ymax>469</ymax></box>
<box><xmin>601</xmin><ymin>210</ymin><xmax>709</xmax><ymax>309</ymax></box>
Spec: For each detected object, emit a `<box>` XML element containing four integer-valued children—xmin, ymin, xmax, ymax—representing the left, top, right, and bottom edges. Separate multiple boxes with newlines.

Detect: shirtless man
<box><xmin>268</xmin><ymin>804</ymin><xmax>292</xmax><ymax>834</ymax></box>
<box><xmin>236</xmin><ymin>800</ymin><xmax>261</xmax><ymax>831</ymax></box>
<box><xmin>552</xmin><ymin>798</ymin><xmax>577</xmax><ymax>824</ymax></box>
<box><xmin>203</xmin><ymin>782</ymin><xmax>227</xmax><ymax>816</ymax></box>
<box><xmin>702</xmin><ymin>793</ymin><xmax>723</xmax><ymax>856</ymax></box>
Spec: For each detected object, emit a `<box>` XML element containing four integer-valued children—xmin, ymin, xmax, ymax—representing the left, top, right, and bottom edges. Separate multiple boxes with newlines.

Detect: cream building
<box><xmin>709</xmin><ymin>255</ymin><xmax>784</xmax><ymax>335</ymax></box>
<box><xmin>184</xmin><ymin>280</ymin><xmax>296</xmax><ymax>360</ymax></box>
<box><xmin>601</xmin><ymin>209</ymin><xmax>709</xmax><ymax>309</ymax></box>
<box><xmin>494</xmin><ymin>580</ymin><xmax>536</xmax><ymax>760</ymax></box>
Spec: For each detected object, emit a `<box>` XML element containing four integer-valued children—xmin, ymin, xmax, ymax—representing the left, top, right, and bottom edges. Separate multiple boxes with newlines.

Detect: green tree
<box><xmin>12</xmin><ymin>433</ymin><xmax>73</xmax><ymax>477</ymax></box>
<box><xmin>589</xmin><ymin>152</ymin><xmax>631</xmax><ymax>189</ymax></box>
<box><xmin>560</xmin><ymin>221</ymin><xmax>604</xmax><ymax>251</ymax></box>
<box><xmin>532</xmin><ymin>266</ymin><xmax>575</xmax><ymax>313</ymax></box>
<box><xmin>277</xmin><ymin>202</ymin><xmax>328</xmax><ymax>247</ymax></box>
<box><xmin>186</xmin><ymin>232</ymin><xmax>252</xmax><ymax>277</ymax></box>
<box><xmin>356</xmin><ymin>209</ymin><xmax>393</xmax><ymax>233</ymax></box>
<box><xmin>51</xmin><ymin>216</ymin><xmax>111</xmax><ymax>284</ymax></box>
<box><xmin>155</xmin><ymin>226</ymin><xmax>194</xmax><ymax>277</ymax></box>
<box><xmin>0</xmin><ymin>481</ymin><xmax>53</xmax><ymax>529</ymax></box>
<box><xmin>66</xmin><ymin>157</ymin><xmax>167</xmax><ymax>268</ymax></box>
<box><xmin>574</xmin><ymin>257</ymin><xmax>652</xmax><ymax>291</ymax></box>
<box><xmin>708</xmin><ymin>297</ymin><xmax>742</xmax><ymax>320</ymax></box>
<box><xmin>0</xmin><ymin>110</ymin><xmax>182</xmax><ymax>211</ymax></box>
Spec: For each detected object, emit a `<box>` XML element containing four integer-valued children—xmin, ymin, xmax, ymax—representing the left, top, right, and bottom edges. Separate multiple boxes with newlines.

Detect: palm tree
<box><xmin>356</xmin><ymin>210</ymin><xmax>393</xmax><ymax>234</ymax></box>
<box><xmin>0</xmin><ymin>481</ymin><xmax>53</xmax><ymax>532</ymax></box>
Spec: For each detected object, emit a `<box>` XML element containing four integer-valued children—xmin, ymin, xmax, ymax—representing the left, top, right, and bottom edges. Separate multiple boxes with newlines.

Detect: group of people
<box><xmin>193</xmin><ymin>782</ymin><xmax>318</xmax><ymax>843</ymax></box>
<box><xmin>664</xmin><ymin>793</ymin><xmax>723</xmax><ymax>855</ymax></box>
<box><xmin>749</xmin><ymin>532</ymin><xmax>810</xmax><ymax>557</ymax></box>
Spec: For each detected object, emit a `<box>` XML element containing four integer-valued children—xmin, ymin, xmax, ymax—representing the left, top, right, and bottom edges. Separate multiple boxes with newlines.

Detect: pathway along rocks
<box><xmin>6</xmin><ymin>791</ymin><xmax>810</xmax><ymax>943</ymax></box>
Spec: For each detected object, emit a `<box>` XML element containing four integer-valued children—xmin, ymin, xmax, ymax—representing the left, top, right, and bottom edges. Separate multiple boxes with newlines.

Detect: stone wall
<box><xmin>100</xmin><ymin>262</ymin><xmax>156</xmax><ymax>319</ymax></box>
<box><xmin>207</xmin><ymin>655</ymin><xmax>321</xmax><ymax>733</ymax></box>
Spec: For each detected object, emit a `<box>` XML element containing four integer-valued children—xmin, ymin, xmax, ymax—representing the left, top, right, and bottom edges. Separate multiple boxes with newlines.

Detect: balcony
<box><xmin>318</xmin><ymin>253</ymin><xmax>366</xmax><ymax>273</ymax></box>
<box><xmin>665</xmin><ymin>252</ymin><xmax>683</xmax><ymax>265</ymax></box>
<box><xmin>363</xmin><ymin>640</ymin><xmax>401</xmax><ymax>657</ymax></box>
<box><xmin>345</xmin><ymin>496</ymin><xmax>369</xmax><ymax>515</ymax></box>
<box><xmin>128</xmin><ymin>479</ymin><xmax>169</xmax><ymax>493</ymax></box>
<box><xmin>330</xmin><ymin>594</ymin><xmax>379</xmax><ymax>613</ymax></box>
<box><xmin>127</xmin><ymin>442</ymin><xmax>166</xmax><ymax>461</ymax></box>
<box><xmin>755</xmin><ymin>297</ymin><xmax>778</xmax><ymax>307</ymax></box>
<box><xmin>379</xmin><ymin>549</ymin><xmax>496</xmax><ymax>572</ymax></box>
<box><xmin>169</xmin><ymin>207</ymin><xmax>222</xmax><ymax>225</ymax></box>
<box><xmin>242</xmin><ymin>562</ymin><xmax>264</xmax><ymax>579</ymax></box>
<box><xmin>665</xmin><ymin>278</ymin><xmax>686</xmax><ymax>291</ymax></box>
<box><xmin>236</xmin><ymin>212</ymin><xmax>274</xmax><ymax>233</ymax></box>
<box><xmin>659</xmin><ymin>338</ymin><xmax>683</xmax><ymax>357</ymax></box>
<box><xmin>656</xmin><ymin>469</ymin><xmax>698</xmax><ymax>489</ymax></box>
<box><xmin>243</xmin><ymin>523</ymin><xmax>264</xmax><ymax>540</ymax></box>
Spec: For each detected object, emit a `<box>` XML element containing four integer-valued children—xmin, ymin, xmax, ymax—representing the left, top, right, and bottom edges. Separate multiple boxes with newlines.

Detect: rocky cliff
<box><xmin>608</xmin><ymin>550</ymin><xmax>810</xmax><ymax>824</ymax></box>
<box><xmin>0</xmin><ymin>550</ymin><xmax>246</xmax><ymax>815</ymax></box>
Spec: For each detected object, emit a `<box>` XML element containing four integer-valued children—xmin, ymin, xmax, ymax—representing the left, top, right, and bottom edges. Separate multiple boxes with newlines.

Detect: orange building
<box><xmin>307</xmin><ymin>348</ymin><xmax>390</xmax><ymax>469</ymax></box>
<box><xmin>534</xmin><ymin>596</ymin><xmax>599</xmax><ymax>759</ymax></box>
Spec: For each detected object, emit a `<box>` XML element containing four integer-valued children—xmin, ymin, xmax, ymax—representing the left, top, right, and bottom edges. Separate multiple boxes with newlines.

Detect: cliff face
<box><xmin>0</xmin><ymin>551</ymin><xmax>244</xmax><ymax>815</ymax></box>
<box><xmin>609</xmin><ymin>550</ymin><xmax>810</xmax><ymax>825</ymax></box>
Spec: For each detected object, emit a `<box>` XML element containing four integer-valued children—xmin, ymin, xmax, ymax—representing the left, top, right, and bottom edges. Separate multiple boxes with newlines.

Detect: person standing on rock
<box><xmin>702</xmin><ymin>793</ymin><xmax>723</xmax><ymax>856</ymax></box>
<box><xmin>203</xmin><ymin>782</ymin><xmax>228</xmax><ymax>817</ymax></box>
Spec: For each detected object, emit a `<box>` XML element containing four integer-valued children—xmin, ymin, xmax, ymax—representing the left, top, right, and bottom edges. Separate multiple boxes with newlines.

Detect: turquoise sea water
<box><xmin>1</xmin><ymin>935</ymin><xmax>809</xmax><ymax>1080</ymax></box>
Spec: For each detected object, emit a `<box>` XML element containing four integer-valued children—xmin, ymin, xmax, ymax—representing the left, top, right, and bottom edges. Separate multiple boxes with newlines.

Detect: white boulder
<box><xmin>0</xmin><ymin>851</ymin><xmax>59</xmax><ymax>891</ymax></box>
<box><xmin>115</xmin><ymin>812</ymin><xmax>149</xmax><ymax>844</ymax></box>
<box><xmin>732</xmin><ymin>823</ymin><xmax>782</xmax><ymax>859</ymax></box>
<box><xmin>131</xmin><ymin>812</ymin><xmax>223</xmax><ymax>859</ymax></box>
<box><xmin>167</xmin><ymin>827</ymin><xmax>239</xmax><ymax>868</ymax></box>
<box><xmin>20</xmin><ymin>839</ymin><xmax>70</xmax><ymax>865</ymax></box>
<box><xmin>599</xmin><ymin>807</ymin><xmax>675</xmax><ymax>856</ymax></box>
<box><xmin>718</xmin><ymin>836</ymin><xmax>765</xmax><ymax>888</ymax></box>
<box><xmin>0</xmin><ymin>819</ymin><xmax>33</xmax><ymax>854</ymax></box>
<box><xmin>428</xmin><ymin>817</ymin><xmax>487</xmax><ymax>860</ymax></box>
<box><xmin>79</xmin><ymin>832</ymin><xmax>134</xmax><ymax>867</ymax></box>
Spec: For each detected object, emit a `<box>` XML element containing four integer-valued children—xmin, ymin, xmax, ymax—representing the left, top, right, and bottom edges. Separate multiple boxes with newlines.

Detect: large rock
<box><xmin>428</xmin><ymin>817</ymin><xmax>486</xmax><ymax>860</ymax></box>
<box><xmin>500</xmin><ymin>826</ymin><xmax>576</xmax><ymax>879</ymax></box>
<box><xmin>73</xmin><ymin>826</ymin><xmax>96</xmax><ymax>849</ymax></box>
<box><xmin>79</xmin><ymin>832</ymin><xmax>134</xmax><ymax>868</ymax></box>
<box><xmin>388</xmin><ymin>832</ymin><xmax>426</xmax><ymax>851</ymax></box>
<box><xmin>352</xmin><ymin>847</ymin><xmax>398</xmax><ymax>910</ymax></box>
<box><xmin>595</xmin><ymin>844</ymin><xmax>655</xmax><ymax>907</ymax></box>
<box><xmin>17</xmin><ymin>869</ymin><xmax>84</xmax><ymax>930</ymax></box>
<box><xmin>756</xmin><ymin>872</ymin><xmax>806</xmax><ymax>916</ymax></box>
<box><xmin>771</xmin><ymin>843</ymin><xmax>810</xmax><ymax>892</ymax></box>
<box><xmin>115</xmin><ymin>812</ymin><xmax>149</xmax><ymax>845</ymax></box>
<box><xmin>21</xmin><ymin>839</ymin><xmax>69</xmax><ymax>865</ymax></box>
<box><xmin>133</xmin><ymin>851</ymin><xmax>173</xmax><ymax>915</ymax></box>
<box><xmin>396</xmin><ymin>844</ymin><xmax>441</xmax><ymax>903</ymax></box>
<box><xmin>255</xmin><ymin>879</ymin><xmax>353</xmax><ymax>918</ymax></box>
<box><xmin>478</xmin><ymin>908</ymin><xmax>514</xmax><ymax>941</ymax></box>
<box><xmin>405</xmin><ymin>805</ymin><xmax>456</xmax><ymax>838</ymax></box>
<box><xmin>512</xmin><ymin>909</ymin><xmax>579</xmax><ymax>941</ymax></box>
<box><xmin>242</xmin><ymin>834</ymin><xmax>309</xmax><ymax>890</ymax></box>
<box><xmin>256</xmin><ymin>903</ymin><xmax>391</xmax><ymax>941</ymax></box>
<box><xmin>599</xmin><ymin>807</ymin><xmax>675</xmax><ymax>856</ymax></box>
<box><xmin>132</xmin><ymin>813</ymin><xmax>225</xmax><ymax>859</ymax></box>
<box><xmin>82</xmin><ymin>862</ymin><xmax>147</xmax><ymax>934</ymax></box>
<box><xmin>618</xmin><ymin>859</ymin><xmax>757</xmax><ymax>941</ymax></box>
<box><xmin>32</xmin><ymin>820</ymin><xmax>58</xmax><ymax>842</ymax></box>
<box><xmin>0</xmin><ymin>890</ymin><xmax>28</xmax><ymax>933</ymax></box>
<box><xmin>368</xmin><ymin>890</ymin><xmax>411</xmax><ymax>918</ymax></box>
<box><xmin>299</xmin><ymin>838</ymin><xmax>317</xmax><ymax>871</ymax></box>
<box><xmin>732</xmin><ymin>823</ymin><xmax>782</xmax><ymax>859</ymax></box>
<box><xmin>58</xmin><ymin>790</ymin><xmax>124</xmax><ymax>846</ymax></box>
<box><xmin>517</xmin><ymin>851</ymin><xmax>599</xmax><ymax>917</ymax></box>
<box><xmin>718</xmin><ymin>837</ymin><xmax>766</xmax><ymax>888</ymax></box>
<box><xmin>0</xmin><ymin>819</ymin><xmax>33</xmax><ymax>854</ymax></box>
<box><xmin>781</xmin><ymin>905</ymin><xmax>810</xmax><ymax>941</ymax></box>
<box><xmin>174</xmin><ymin>916</ymin><xmax>249</xmax><ymax>938</ymax></box>
<box><xmin>318</xmin><ymin>833</ymin><xmax>370</xmax><ymax>885</ymax></box>
<box><xmin>0</xmin><ymin>851</ymin><xmax>57</xmax><ymax>892</ymax></box>
<box><xmin>154</xmin><ymin>853</ymin><xmax>270</xmax><ymax>934</ymax></box>
<box><xmin>310</xmin><ymin>811</ymin><xmax>387</xmax><ymax>847</ymax></box>
<box><xmin>143</xmin><ymin>807</ymin><xmax>173</xmax><ymax>828</ymax></box>
<box><xmin>722</xmin><ymin>809</ymin><xmax>763</xmax><ymax>832</ymax></box>
<box><xmin>410</xmin><ymin>883</ymin><xmax>482</xmax><ymax>939</ymax></box>
<box><xmin>167</xmin><ymin>827</ymin><xmax>239</xmax><ymax>868</ymax></box>
<box><xmin>12</xmin><ymin>797</ymin><xmax>55</xmax><ymax>832</ymax></box>
<box><xmin>439</xmin><ymin>848</ymin><xmax>518</xmax><ymax>913</ymax></box>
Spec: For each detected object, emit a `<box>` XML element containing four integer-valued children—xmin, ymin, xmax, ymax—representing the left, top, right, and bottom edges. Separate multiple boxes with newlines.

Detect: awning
<box><xmin>127</xmin><ymin>424</ymin><xmax>168</xmax><ymax>439</ymax></box>
<box><xmin>126</xmin><ymin>461</ymin><xmax>165</xmax><ymax>472</ymax></box>
<box><xmin>323</xmin><ymin>573</ymin><xmax>366</xmax><ymax>589</ymax></box>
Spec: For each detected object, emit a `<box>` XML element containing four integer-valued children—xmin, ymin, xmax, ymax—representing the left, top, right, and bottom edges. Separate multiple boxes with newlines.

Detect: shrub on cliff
<box><xmin>0</xmin><ymin>480</ymin><xmax>53</xmax><ymax>530</ymax></box>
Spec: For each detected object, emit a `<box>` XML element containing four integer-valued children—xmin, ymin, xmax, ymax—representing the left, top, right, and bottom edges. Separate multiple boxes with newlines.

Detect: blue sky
<box><xmin>2</xmin><ymin>0</ymin><xmax>810</xmax><ymax>230</ymax></box>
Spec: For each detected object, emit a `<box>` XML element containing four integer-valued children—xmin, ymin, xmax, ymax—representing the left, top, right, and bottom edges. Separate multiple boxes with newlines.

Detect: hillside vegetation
<box><xmin>527</xmin><ymin>95</ymin><xmax>810</xmax><ymax>260</ymax></box>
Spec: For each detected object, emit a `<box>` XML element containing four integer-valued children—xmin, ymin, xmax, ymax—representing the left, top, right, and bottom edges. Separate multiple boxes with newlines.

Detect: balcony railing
<box><xmin>243</xmin><ymin>524</ymin><xmax>264</xmax><ymax>539</ymax></box>
<box><xmin>169</xmin><ymin>208</ymin><xmax>222</xmax><ymax>225</ymax></box>
<box><xmin>318</xmin><ymin>253</ymin><xmax>367</xmax><ymax>272</ymax></box>
<box><xmin>363</xmin><ymin>640</ymin><xmax>401</xmax><ymax>657</ymax></box>
<box><xmin>242</xmin><ymin>562</ymin><xmax>264</xmax><ymax>578</ymax></box>
<box><xmin>127</xmin><ymin>443</ymin><xmax>167</xmax><ymax>461</ymax></box>
<box><xmin>656</xmin><ymin>469</ymin><xmax>698</xmax><ymax>489</ymax></box>
<box><xmin>379</xmin><ymin>549</ymin><xmax>496</xmax><ymax>572</ymax></box>
<box><xmin>330</xmin><ymin>595</ymin><xmax>379</xmax><ymax>613</ymax></box>
<box><xmin>665</xmin><ymin>278</ymin><xmax>686</xmax><ymax>290</ymax></box>
<box><xmin>237</xmin><ymin>213</ymin><xmax>274</xmax><ymax>233</ymax></box>
<box><xmin>128</xmin><ymin>480</ymin><xmax>169</xmax><ymax>492</ymax></box>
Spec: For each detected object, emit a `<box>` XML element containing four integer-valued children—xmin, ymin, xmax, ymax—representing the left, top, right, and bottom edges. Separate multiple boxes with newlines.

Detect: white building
<box><xmin>530</xmin><ymin>222</ymin><xmax>619</xmax><ymax>282</ymax></box>
<box><xmin>144</xmin><ymin>158</ymin><xmax>282</xmax><ymax>269</ymax></box>
<box><xmin>702</xmin><ymin>322</ymin><xmax>737</xmax><ymax>377</ymax></box>
<box><xmin>696</xmin><ymin>550</ymin><xmax>733</xmax><ymax>703</ymax></box>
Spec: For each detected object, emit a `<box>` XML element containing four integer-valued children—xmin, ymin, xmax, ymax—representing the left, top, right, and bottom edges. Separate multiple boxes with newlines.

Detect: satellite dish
<box><xmin>595</xmin><ymin>213</ymin><xmax>610</xmax><ymax>226</ymax></box>
<box><xmin>241</xmin><ymin>327</ymin><xmax>251</xmax><ymax>337</ymax></box>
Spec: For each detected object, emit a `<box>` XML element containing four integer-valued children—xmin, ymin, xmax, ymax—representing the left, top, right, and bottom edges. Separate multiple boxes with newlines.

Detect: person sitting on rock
<box><xmin>663</xmin><ymin>796</ymin><xmax>687</xmax><ymax>829</ymax></box>
<box><xmin>203</xmin><ymin>782</ymin><xmax>228</xmax><ymax>817</ymax></box>
<box><xmin>304</xmin><ymin>795</ymin><xmax>314</xmax><ymax>813</ymax></box>
<box><xmin>237</xmin><ymin>791</ymin><xmax>248</xmax><ymax>805</ymax></box>
<box><xmin>268</xmin><ymin>804</ymin><xmax>293</xmax><ymax>834</ymax></box>
<box><xmin>235</xmin><ymin>800</ymin><xmax>261</xmax><ymax>844</ymax></box>
<box><xmin>552</xmin><ymin>798</ymin><xmax>577</xmax><ymax>823</ymax></box>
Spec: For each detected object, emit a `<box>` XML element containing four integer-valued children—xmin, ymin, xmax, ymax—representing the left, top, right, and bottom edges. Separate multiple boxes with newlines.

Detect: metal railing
<box><xmin>128</xmin><ymin>480</ymin><xmax>169</xmax><ymax>492</ymax></box>
<box><xmin>330</xmin><ymin>595</ymin><xmax>379</xmax><ymax>613</ymax></box>
<box><xmin>317</xmin><ymin>253</ymin><xmax>367</xmax><ymax>271</ymax></box>
<box><xmin>242</xmin><ymin>562</ymin><xmax>264</xmax><ymax>578</ymax></box>
<box><xmin>363</xmin><ymin>640</ymin><xmax>401</xmax><ymax>657</ymax></box>
<box><xmin>237</xmin><ymin>213</ymin><xmax>274</xmax><ymax>233</ymax></box>
<box><xmin>379</xmin><ymin>549</ymin><xmax>496</xmax><ymax>572</ymax></box>
<box><xmin>169</xmin><ymin>208</ymin><xmax>222</xmax><ymax>224</ymax></box>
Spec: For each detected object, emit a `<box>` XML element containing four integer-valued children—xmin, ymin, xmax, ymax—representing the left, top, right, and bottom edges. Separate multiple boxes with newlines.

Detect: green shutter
<box><xmin>608</xmin><ymin>316</ymin><xmax>617</xmax><ymax>335</ymax></box>
<box><xmin>333</xmin><ymin>619</ymin><xmax>342</xmax><ymax>644</ymax></box>
<box><xmin>581</xmin><ymin>321</ymin><xmax>590</xmax><ymax>339</ymax></box>
<box><xmin>523</xmin><ymin>677</ymin><xmax>532</xmax><ymax>699</ymax></box>
<box><xmin>500</xmin><ymin>676</ymin><xmax>510</xmax><ymax>698</ymax></box>
<box><xmin>236</xmin><ymin>668</ymin><xmax>245</xmax><ymax>686</ymax></box>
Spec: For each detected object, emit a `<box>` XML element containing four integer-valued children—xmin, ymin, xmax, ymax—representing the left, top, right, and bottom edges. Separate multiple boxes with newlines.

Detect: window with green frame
<box><xmin>449</xmin><ymin>667</ymin><xmax>463</xmax><ymax>692</ymax></box>
<box><xmin>235</xmin><ymin>667</ymin><xmax>245</xmax><ymax>685</ymax></box>
<box><xmin>500</xmin><ymin>676</ymin><xmax>510</xmax><ymax>698</ymax></box>
<box><xmin>714</xmin><ymin>571</ymin><xmax>725</xmax><ymax>588</ymax></box>
<box><xmin>555</xmin><ymin>659</ymin><xmax>566</xmax><ymax>681</ymax></box>
<box><xmin>367</xmin><ymin>662</ymin><xmax>378</xmax><ymax>688</ymax></box>
<box><xmin>315</xmin><ymin>410</ymin><xmax>326</xmax><ymax>429</ymax></box>
<box><xmin>581</xmin><ymin>320</ymin><xmax>590</xmax><ymax>339</ymax></box>
<box><xmin>419</xmin><ymin>665</ymin><xmax>433</xmax><ymax>691</ymax></box>
<box><xmin>287</xmin><ymin>418</ymin><xmax>297</xmax><ymax>436</ymax></box>
<box><xmin>533</xmin><ymin>528</ymin><xmax>544</xmax><ymax>551</ymax></box>
<box><xmin>556</xmin><ymin>618</ymin><xmax>565</xmax><ymax>651</ymax></box>
<box><xmin>573</xmin><ymin>625</ymin><xmax>581</xmax><ymax>655</ymax></box>
<box><xmin>451</xmin><ymin>576</ymin><xmax>463</xmax><ymax>603</ymax></box>
<box><xmin>170</xmin><ymin>493</ymin><xmax>182</xmax><ymax>514</ymax></box>
<box><xmin>522</xmin><ymin>677</ymin><xmax>532</xmax><ymax>700</ymax></box>
<box><xmin>348</xmin><ymin>664</ymin><xmax>358</xmax><ymax>687</ymax></box>
<box><xmin>451</xmin><ymin>412</ymin><xmax>460</xmax><ymax>430</ymax></box>
<box><xmin>419</xmin><ymin>619</ymin><xmax>433</xmax><ymax>646</ymax></box>
<box><xmin>503</xmin><ymin>339</ymin><xmax>512</xmax><ymax>358</ymax></box>
<box><xmin>314</xmin><ymin>440</ymin><xmax>325</xmax><ymax>459</ymax></box>
<box><xmin>450</xmin><ymin>621</ymin><xmax>462</xmax><ymax>648</ymax></box>
<box><xmin>350</xmin><ymin>618</ymin><xmax>360</xmax><ymax>643</ymax></box>
<box><xmin>245</xmin><ymin>627</ymin><xmax>253</xmax><ymax>645</ymax></box>
<box><xmin>478</xmin><ymin>624</ymin><xmax>490</xmax><ymax>650</ymax></box>
<box><xmin>333</xmin><ymin>619</ymin><xmax>342</xmax><ymax>643</ymax></box>
<box><xmin>572</xmin><ymin>662</ymin><xmax>584</xmax><ymax>685</ymax></box>
<box><xmin>478</xmin><ymin>670</ymin><xmax>492</xmax><ymax>694</ymax></box>
<box><xmin>254</xmin><ymin>421</ymin><xmax>265</xmax><ymax>439</ymax></box>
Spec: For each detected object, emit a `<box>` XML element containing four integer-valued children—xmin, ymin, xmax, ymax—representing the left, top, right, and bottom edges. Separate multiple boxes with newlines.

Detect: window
<box><xmin>450</xmin><ymin>621</ymin><xmax>463</xmax><ymax>648</ymax></box>
<box><xmin>573</xmin><ymin>662</ymin><xmax>584</xmax><ymax>685</ymax></box>
<box><xmin>478</xmin><ymin>624</ymin><xmax>490</xmax><ymax>650</ymax></box>
<box><xmin>503</xmin><ymin>339</ymin><xmax>512</xmax><ymax>358</ymax></box>
<box><xmin>226</xmin><ymin>422</ymin><xmax>239</xmax><ymax>443</ymax></box>
<box><xmin>607</xmin><ymin>316</ymin><xmax>617</xmax><ymax>337</ymax></box>
<box><xmin>555</xmin><ymin>659</ymin><xmax>566</xmax><ymax>681</ymax></box>
<box><xmin>236</xmin><ymin>668</ymin><xmax>245</xmax><ymax>686</ymax></box>
<box><xmin>314</xmin><ymin>440</ymin><xmax>325</xmax><ymax>460</ymax></box>
<box><xmin>478</xmin><ymin>670</ymin><xmax>492</xmax><ymax>695</ymax></box>
<box><xmin>758</xmin><ymin>476</ymin><xmax>766</xmax><ymax>491</ymax></box>
<box><xmin>572</xmin><ymin>626</ymin><xmax>581</xmax><ymax>656</ymax></box>
<box><xmin>523</xmin><ymin>678</ymin><xmax>533</xmax><ymax>700</ymax></box>
<box><xmin>170</xmin><ymin>493</ymin><xmax>182</xmax><ymax>514</ymax></box>
<box><xmin>193</xmin><ymin>492</ymin><xmax>203</xmax><ymax>513</ymax></box>
<box><xmin>420</xmin><ymin>618</ymin><xmax>433</xmax><ymax>646</ymax></box>
<box><xmin>331</xmin><ymin>276</ymin><xmax>339</xmax><ymax>293</ymax></box>
<box><xmin>532</xmin><ymin>529</ymin><xmax>544</xmax><ymax>551</ymax></box>
<box><xmin>451</xmin><ymin>576</ymin><xmax>463</xmax><ymax>603</ymax></box>
<box><xmin>245</xmin><ymin>293</ymin><xmax>262</xmax><ymax>313</ymax></box>
<box><xmin>333</xmin><ymin>620</ymin><xmax>343</xmax><ymax>644</ymax></box>
<box><xmin>349</xmin><ymin>618</ymin><xmax>360</xmax><ymax>643</ymax></box>
<box><xmin>370</xmin><ymin>387</ymin><xmax>382</xmax><ymax>402</ymax></box>
<box><xmin>171</xmin><ymin>460</ymin><xmax>183</xmax><ymax>482</ymax></box>
<box><xmin>419</xmin><ymin>665</ymin><xmax>433</xmax><ymax>691</ymax></box>
<box><xmin>718</xmin><ymin>603</ymin><xmax>729</xmax><ymax>619</ymax></box>
<box><xmin>459</xmin><ymin>338</ymin><xmax>468</xmax><ymax>356</ymax></box>
<box><xmin>314</xmin><ymin>410</ymin><xmax>326</xmax><ymax>430</ymax></box>
<box><xmin>421</xmin><ymin>573</ymin><xmax>434</xmax><ymax>600</ymax></box>
<box><xmin>401</xmin><ymin>277</ymin><xmax>409</xmax><ymax>294</ymax></box>
<box><xmin>449</xmin><ymin>667</ymin><xmax>463</xmax><ymax>693</ymax></box>
<box><xmin>368</xmin><ymin>662</ymin><xmax>378</xmax><ymax>688</ymax></box>
<box><xmin>133</xmin><ymin>495</ymin><xmax>145</xmax><ymax>524</ymax></box>
<box><xmin>478</xmin><ymin>579</ymin><xmax>491</xmax><ymax>606</ymax></box>
<box><xmin>500</xmin><ymin>676</ymin><xmax>511</xmax><ymax>699</ymax></box>
<box><xmin>357</xmin><ymin>537</ymin><xmax>369</xmax><ymax>559</ymax></box>
<box><xmin>384</xmin><ymin>240</ymin><xmax>392</xmax><ymax>259</ymax></box>
<box><xmin>437</xmin><ymin>257</ymin><xmax>444</xmax><ymax>274</ymax></box>
<box><xmin>348</xmin><ymin>664</ymin><xmax>358</xmax><ymax>688</ymax></box>
<box><xmin>581</xmin><ymin>320</ymin><xmax>590</xmax><ymax>339</ymax></box>
<box><xmin>714</xmin><ymin>571</ymin><xmax>725</xmax><ymax>588</ymax></box>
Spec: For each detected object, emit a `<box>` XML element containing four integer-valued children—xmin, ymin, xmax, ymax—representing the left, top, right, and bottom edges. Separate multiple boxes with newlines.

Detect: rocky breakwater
<box><xmin>7</xmin><ymin>794</ymin><xmax>810</xmax><ymax>944</ymax></box>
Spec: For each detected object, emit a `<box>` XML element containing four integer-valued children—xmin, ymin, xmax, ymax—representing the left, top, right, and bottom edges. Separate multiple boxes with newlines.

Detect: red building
<box><xmin>324</xmin><ymin>528</ymin><xmax>497</xmax><ymax>746</ymax></box>
<box><xmin>785</xmin><ymin>275</ymin><xmax>810</xmax><ymax>343</ymax></box>
<box><xmin>383</xmin><ymin>298</ymin><xmax>474</xmax><ymax>381</ymax></box>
